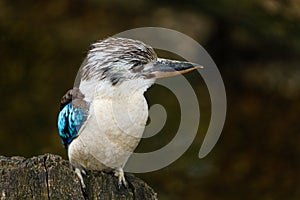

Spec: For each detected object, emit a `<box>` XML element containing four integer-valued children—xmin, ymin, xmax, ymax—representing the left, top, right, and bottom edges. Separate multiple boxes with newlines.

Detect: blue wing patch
<box><xmin>57</xmin><ymin>102</ymin><xmax>87</xmax><ymax>148</ymax></box>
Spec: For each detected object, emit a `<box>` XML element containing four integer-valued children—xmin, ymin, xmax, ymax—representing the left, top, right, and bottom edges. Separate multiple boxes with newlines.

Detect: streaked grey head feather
<box><xmin>80</xmin><ymin>37</ymin><xmax>157</xmax><ymax>85</ymax></box>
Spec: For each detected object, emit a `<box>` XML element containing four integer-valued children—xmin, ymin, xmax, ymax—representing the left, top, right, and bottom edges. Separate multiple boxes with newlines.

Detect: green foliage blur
<box><xmin>1</xmin><ymin>0</ymin><xmax>300</xmax><ymax>199</ymax></box>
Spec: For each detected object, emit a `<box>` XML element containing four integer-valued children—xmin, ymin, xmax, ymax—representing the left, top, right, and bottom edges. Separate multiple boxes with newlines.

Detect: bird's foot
<box><xmin>75</xmin><ymin>168</ymin><xmax>87</xmax><ymax>196</ymax></box>
<box><xmin>114</xmin><ymin>168</ymin><xmax>127</xmax><ymax>188</ymax></box>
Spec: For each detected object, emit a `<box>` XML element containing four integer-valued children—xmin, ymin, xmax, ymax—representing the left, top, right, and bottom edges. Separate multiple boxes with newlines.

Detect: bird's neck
<box><xmin>79</xmin><ymin>78</ymin><xmax>155</xmax><ymax>102</ymax></box>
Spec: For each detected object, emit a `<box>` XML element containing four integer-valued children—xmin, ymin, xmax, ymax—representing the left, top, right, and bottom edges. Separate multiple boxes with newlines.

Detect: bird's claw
<box><xmin>114</xmin><ymin>168</ymin><xmax>127</xmax><ymax>188</ymax></box>
<box><xmin>75</xmin><ymin>168</ymin><xmax>87</xmax><ymax>196</ymax></box>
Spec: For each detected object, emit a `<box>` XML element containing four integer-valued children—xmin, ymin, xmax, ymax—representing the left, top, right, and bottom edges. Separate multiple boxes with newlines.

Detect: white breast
<box><xmin>68</xmin><ymin>78</ymin><xmax>154</xmax><ymax>171</ymax></box>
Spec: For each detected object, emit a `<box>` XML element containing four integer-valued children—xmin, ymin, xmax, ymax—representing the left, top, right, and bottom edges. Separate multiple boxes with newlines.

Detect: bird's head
<box><xmin>77</xmin><ymin>37</ymin><xmax>201</xmax><ymax>99</ymax></box>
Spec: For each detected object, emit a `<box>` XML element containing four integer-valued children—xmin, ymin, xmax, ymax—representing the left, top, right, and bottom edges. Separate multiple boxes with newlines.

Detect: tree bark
<box><xmin>0</xmin><ymin>154</ymin><xmax>157</xmax><ymax>200</ymax></box>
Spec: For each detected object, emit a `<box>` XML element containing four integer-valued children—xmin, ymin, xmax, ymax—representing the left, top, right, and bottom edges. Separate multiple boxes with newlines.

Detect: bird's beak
<box><xmin>143</xmin><ymin>58</ymin><xmax>203</xmax><ymax>78</ymax></box>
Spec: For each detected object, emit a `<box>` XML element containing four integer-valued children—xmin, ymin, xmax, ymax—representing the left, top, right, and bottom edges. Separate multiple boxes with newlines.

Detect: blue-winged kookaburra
<box><xmin>57</xmin><ymin>37</ymin><xmax>200</xmax><ymax>189</ymax></box>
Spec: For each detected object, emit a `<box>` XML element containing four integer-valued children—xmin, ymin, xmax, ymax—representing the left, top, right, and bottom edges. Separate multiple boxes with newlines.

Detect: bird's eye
<box><xmin>131</xmin><ymin>64</ymin><xmax>144</xmax><ymax>73</ymax></box>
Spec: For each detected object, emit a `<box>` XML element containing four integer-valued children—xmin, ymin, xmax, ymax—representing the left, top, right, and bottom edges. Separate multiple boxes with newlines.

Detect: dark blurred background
<box><xmin>1</xmin><ymin>0</ymin><xmax>300</xmax><ymax>199</ymax></box>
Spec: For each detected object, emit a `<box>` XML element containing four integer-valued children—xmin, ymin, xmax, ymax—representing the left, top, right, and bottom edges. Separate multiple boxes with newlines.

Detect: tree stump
<box><xmin>0</xmin><ymin>154</ymin><xmax>157</xmax><ymax>200</ymax></box>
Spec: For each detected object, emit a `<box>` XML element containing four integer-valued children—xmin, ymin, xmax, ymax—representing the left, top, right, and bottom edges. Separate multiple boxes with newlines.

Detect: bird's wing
<box><xmin>57</xmin><ymin>88</ymin><xmax>89</xmax><ymax>148</ymax></box>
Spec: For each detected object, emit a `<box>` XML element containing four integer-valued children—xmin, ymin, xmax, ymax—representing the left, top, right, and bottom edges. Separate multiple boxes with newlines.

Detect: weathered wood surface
<box><xmin>0</xmin><ymin>154</ymin><xmax>157</xmax><ymax>200</ymax></box>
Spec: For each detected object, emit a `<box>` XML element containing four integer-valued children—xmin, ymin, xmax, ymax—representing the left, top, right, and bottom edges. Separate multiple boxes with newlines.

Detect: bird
<box><xmin>57</xmin><ymin>37</ymin><xmax>201</xmax><ymax>190</ymax></box>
